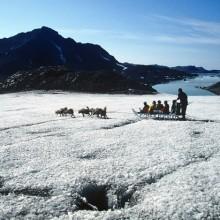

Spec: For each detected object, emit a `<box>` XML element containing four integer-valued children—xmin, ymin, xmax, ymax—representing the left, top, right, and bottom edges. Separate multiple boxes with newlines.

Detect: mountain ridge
<box><xmin>172</xmin><ymin>65</ymin><xmax>220</xmax><ymax>74</ymax></box>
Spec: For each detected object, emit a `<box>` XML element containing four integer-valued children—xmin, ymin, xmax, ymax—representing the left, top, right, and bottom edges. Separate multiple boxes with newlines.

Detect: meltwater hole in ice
<box><xmin>76</xmin><ymin>184</ymin><xmax>109</xmax><ymax>211</ymax></box>
<box><xmin>75</xmin><ymin>183</ymin><xmax>137</xmax><ymax>211</ymax></box>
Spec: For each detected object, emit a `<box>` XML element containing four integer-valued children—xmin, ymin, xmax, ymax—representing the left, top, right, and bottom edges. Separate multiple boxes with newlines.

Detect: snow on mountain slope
<box><xmin>53</xmin><ymin>43</ymin><xmax>66</xmax><ymax>64</ymax></box>
<box><xmin>0</xmin><ymin>91</ymin><xmax>219</xmax><ymax>219</ymax></box>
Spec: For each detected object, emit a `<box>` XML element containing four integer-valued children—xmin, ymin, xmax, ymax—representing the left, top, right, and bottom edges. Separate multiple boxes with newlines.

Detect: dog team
<box><xmin>55</xmin><ymin>106</ymin><xmax>107</xmax><ymax>119</ymax></box>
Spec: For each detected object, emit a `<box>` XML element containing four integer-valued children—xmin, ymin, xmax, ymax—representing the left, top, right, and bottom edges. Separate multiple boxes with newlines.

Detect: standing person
<box><xmin>177</xmin><ymin>88</ymin><xmax>188</xmax><ymax>119</ymax></box>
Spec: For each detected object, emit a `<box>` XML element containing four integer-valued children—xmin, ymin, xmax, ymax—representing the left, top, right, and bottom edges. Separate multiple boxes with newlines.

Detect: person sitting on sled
<box><xmin>171</xmin><ymin>100</ymin><xmax>177</xmax><ymax>114</ymax></box>
<box><xmin>139</xmin><ymin>102</ymin><xmax>149</xmax><ymax>113</ymax></box>
<box><xmin>163</xmin><ymin>101</ymin><xmax>170</xmax><ymax>114</ymax></box>
<box><xmin>156</xmin><ymin>100</ymin><xmax>164</xmax><ymax>111</ymax></box>
<box><xmin>171</xmin><ymin>99</ymin><xmax>181</xmax><ymax>115</ymax></box>
<box><xmin>149</xmin><ymin>101</ymin><xmax>157</xmax><ymax>113</ymax></box>
<box><xmin>176</xmin><ymin>100</ymin><xmax>181</xmax><ymax>116</ymax></box>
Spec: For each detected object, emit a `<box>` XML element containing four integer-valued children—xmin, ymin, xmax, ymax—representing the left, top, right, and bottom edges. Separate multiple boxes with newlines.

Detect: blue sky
<box><xmin>0</xmin><ymin>0</ymin><xmax>220</xmax><ymax>69</ymax></box>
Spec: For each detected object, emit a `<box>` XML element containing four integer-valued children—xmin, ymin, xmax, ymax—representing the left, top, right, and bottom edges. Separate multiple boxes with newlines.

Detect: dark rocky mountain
<box><xmin>0</xmin><ymin>66</ymin><xmax>156</xmax><ymax>94</ymax></box>
<box><xmin>0</xmin><ymin>26</ymin><xmax>119</xmax><ymax>79</ymax></box>
<box><xmin>172</xmin><ymin>66</ymin><xmax>220</xmax><ymax>74</ymax></box>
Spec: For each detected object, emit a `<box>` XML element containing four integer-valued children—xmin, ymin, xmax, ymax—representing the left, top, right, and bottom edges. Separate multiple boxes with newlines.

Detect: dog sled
<box><xmin>132</xmin><ymin>109</ymin><xmax>216</xmax><ymax>122</ymax></box>
<box><xmin>132</xmin><ymin>109</ymin><xmax>182</xmax><ymax>120</ymax></box>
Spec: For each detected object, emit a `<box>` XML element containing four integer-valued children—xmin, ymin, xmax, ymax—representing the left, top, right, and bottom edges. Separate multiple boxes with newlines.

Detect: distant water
<box><xmin>153</xmin><ymin>75</ymin><xmax>220</xmax><ymax>96</ymax></box>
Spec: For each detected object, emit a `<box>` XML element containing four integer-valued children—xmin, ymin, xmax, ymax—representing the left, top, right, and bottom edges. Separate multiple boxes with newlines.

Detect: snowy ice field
<box><xmin>0</xmin><ymin>91</ymin><xmax>220</xmax><ymax>220</ymax></box>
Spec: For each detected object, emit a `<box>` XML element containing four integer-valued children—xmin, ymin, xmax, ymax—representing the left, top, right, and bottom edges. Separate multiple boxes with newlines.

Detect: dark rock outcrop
<box><xmin>203</xmin><ymin>82</ymin><xmax>220</xmax><ymax>95</ymax></box>
<box><xmin>0</xmin><ymin>66</ymin><xmax>156</xmax><ymax>94</ymax></box>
